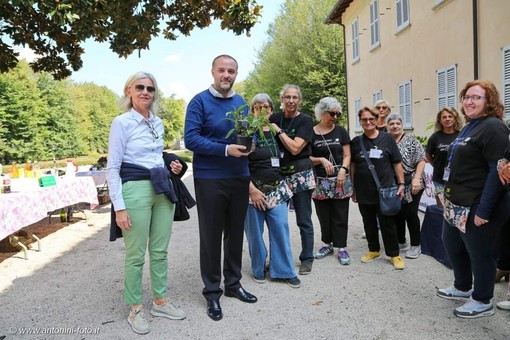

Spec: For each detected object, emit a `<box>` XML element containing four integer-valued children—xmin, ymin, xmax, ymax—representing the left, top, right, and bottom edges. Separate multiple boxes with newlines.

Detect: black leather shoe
<box><xmin>224</xmin><ymin>287</ymin><xmax>258</xmax><ymax>303</ymax></box>
<box><xmin>207</xmin><ymin>299</ymin><xmax>223</xmax><ymax>321</ymax></box>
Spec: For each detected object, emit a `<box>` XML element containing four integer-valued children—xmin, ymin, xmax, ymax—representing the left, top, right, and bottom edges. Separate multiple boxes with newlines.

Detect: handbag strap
<box><xmin>359</xmin><ymin>134</ymin><xmax>382</xmax><ymax>190</ymax></box>
<box><xmin>318</xmin><ymin>128</ymin><xmax>338</xmax><ymax>168</ymax></box>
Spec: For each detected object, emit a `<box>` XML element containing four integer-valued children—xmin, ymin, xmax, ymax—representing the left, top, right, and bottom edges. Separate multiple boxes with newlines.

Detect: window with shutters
<box><xmin>437</xmin><ymin>65</ymin><xmax>457</xmax><ymax>111</ymax></box>
<box><xmin>396</xmin><ymin>0</ymin><xmax>410</xmax><ymax>32</ymax></box>
<box><xmin>398</xmin><ymin>81</ymin><xmax>412</xmax><ymax>128</ymax></box>
<box><xmin>370</xmin><ymin>1</ymin><xmax>380</xmax><ymax>49</ymax></box>
<box><xmin>352</xmin><ymin>18</ymin><xmax>360</xmax><ymax>62</ymax></box>
<box><xmin>354</xmin><ymin>98</ymin><xmax>362</xmax><ymax>131</ymax></box>
<box><xmin>373</xmin><ymin>91</ymin><xmax>382</xmax><ymax>105</ymax></box>
<box><xmin>503</xmin><ymin>46</ymin><xmax>510</xmax><ymax>120</ymax></box>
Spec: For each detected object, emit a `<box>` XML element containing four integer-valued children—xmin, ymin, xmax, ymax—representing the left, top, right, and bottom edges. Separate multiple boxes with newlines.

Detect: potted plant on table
<box><xmin>225</xmin><ymin>104</ymin><xmax>275</xmax><ymax>151</ymax></box>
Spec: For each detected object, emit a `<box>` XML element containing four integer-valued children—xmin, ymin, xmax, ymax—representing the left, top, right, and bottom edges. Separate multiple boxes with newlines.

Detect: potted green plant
<box><xmin>225</xmin><ymin>104</ymin><xmax>275</xmax><ymax>151</ymax></box>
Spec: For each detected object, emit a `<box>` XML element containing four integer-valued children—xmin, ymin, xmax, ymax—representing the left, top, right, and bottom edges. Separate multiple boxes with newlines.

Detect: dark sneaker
<box><xmin>286</xmin><ymin>277</ymin><xmax>301</xmax><ymax>288</ymax></box>
<box><xmin>454</xmin><ymin>297</ymin><xmax>494</xmax><ymax>319</ymax></box>
<box><xmin>299</xmin><ymin>262</ymin><xmax>312</xmax><ymax>275</ymax></box>
<box><xmin>314</xmin><ymin>244</ymin><xmax>333</xmax><ymax>259</ymax></box>
<box><xmin>338</xmin><ymin>250</ymin><xmax>350</xmax><ymax>265</ymax></box>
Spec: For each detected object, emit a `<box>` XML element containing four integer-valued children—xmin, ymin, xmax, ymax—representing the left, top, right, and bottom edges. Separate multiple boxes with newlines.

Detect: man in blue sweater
<box><xmin>184</xmin><ymin>54</ymin><xmax>257</xmax><ymax>321</ymax></box>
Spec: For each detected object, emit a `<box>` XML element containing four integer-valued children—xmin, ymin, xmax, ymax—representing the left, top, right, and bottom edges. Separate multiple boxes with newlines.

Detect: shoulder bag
<box><xmin>311</xmin><ymin>129</ymin><xmax>353</xmax><ymax>200</ymax></box>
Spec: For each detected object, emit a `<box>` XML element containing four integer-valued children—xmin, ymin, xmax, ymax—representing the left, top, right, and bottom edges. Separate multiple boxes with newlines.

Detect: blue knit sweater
<box><xmin>184</xmin><ymin>89</ymin><xmax>249</xmax><ymax>179</ymax></box>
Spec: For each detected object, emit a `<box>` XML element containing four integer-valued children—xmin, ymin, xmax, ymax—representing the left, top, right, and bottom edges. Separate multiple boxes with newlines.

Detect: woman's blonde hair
<box><xmin>119</xmin><ymin>71</ymin><xmax>160</xmax><ymax>114</ymax></box>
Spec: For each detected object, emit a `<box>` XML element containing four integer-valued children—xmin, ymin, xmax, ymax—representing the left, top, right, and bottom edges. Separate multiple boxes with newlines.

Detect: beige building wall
<box><xmin>335</xmin><ymin>0</ymin><xmax>510</xmax><ymax>138</ymax></box>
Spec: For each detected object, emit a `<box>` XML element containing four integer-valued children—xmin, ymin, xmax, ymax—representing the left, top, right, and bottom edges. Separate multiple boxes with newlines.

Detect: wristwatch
<box><xmin>340</xmin><ymin>166</ymin><xmax>349</xmax><ymax>174</ymax></box>
<box><xmin>276</xmin><ymin>130</ymin><xmax>285</xmax><ymax>136</ymax></box>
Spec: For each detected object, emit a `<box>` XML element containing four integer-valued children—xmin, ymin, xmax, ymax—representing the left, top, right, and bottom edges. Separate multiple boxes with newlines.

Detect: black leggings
<box><xmin>396</xmin><ymin>189</ymin><xmax>424</xmax><ymax>246</ymax></box>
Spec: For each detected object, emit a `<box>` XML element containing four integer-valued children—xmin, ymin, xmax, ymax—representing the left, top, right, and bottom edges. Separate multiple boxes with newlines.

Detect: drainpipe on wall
<box><xmin>472</xmin><ymin>0</ymin><xmax>479</xmax><ymax>79</ymax></box>
<box><xmin>340</xmin><ymin>23</ymin><xmax>350</xmax><ymax>134</ymax></box>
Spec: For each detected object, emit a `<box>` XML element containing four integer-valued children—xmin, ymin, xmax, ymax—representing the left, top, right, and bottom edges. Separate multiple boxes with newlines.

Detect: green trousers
<box><xmin>121</xmin><ymin>180</ymin><xmax>175</xmax><ymax>305</ymax></box>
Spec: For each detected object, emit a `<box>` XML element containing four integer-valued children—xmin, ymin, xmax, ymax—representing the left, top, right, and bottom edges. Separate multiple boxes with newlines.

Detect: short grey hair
<box><xmin>279</xmin><ymin>84</ymin><xmax>302</xmax><ymax>99</ymax></box>
<box><xmin>385</xmin><ymin>112</ymin><xmax>402</xmax><ymax>124</ymax></box>
<box><xmin>250</xmin><ymin>93</ymin><xmax>274</xmax><ymax>112</ymax></box>
<box><xmin>119</xmin><ymin>71</ymin><xmax>159</xmax><ymax>114</ymax></box>
<box><xmin>314</xmin><ymin>97</ymin><xmax>342</xmax><ymax>120</ymax></box>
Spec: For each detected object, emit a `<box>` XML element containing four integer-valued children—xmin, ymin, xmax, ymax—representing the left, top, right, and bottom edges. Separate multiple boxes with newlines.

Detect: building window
<box><xmin>503</xmin><ymin>46</ymin><xmax>510</xmax><ymax>120</ymax></box>
<box><xmin>352</xmin><ymin>18</ymin><xmax>360</xmax><ymax>62</ymax></box>
<box><xmin>398</xmin><ymin>81</ymin><xmax>412</xmax><ymax>128</ymax></box>
<box><xmin>370</xmin><ymin>1</ymin><xmax>380</xmax><ymax>48</ymax></box>
<box><xmin>373</xmin><ymin>91</ymin><xmax>382</xmax><ymax>104</ymax></box>
<box><xmin>396</xmin><ymin>0</ymin><xmax>410</xmax><ymax>32</ymax></box>
<box><xmin>354</xmin><ymin>98</ymin><xmax>362</xmax><ymax>130</ymax></box>
<box><xmin>437</xmin><ymin>65</ymin><xmax>457</xmax><ymax>110</ymax></box>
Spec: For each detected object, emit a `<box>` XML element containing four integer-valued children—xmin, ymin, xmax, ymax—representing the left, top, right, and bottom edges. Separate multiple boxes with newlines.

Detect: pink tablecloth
<box><xmin>0</xmin><ymin>177</ymin><xmax>99</xmax><ymax>241</ymax></box>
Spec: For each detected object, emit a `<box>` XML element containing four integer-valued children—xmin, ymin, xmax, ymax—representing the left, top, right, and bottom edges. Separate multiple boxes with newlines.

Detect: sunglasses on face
<box><xmin>360</xmin><ymin>117</ymin><xmax>376</xmax><ymax>123</ymax></box>
<box><xmin>134</xmin><ymin>84</ymin><xmax>156</xmax><ymax>93</ymax></box>
<box><xmin>375</xmin><ymin>106</ymin><xmax>388</xmax><ymax>110</ymax></box>
<box><xmin>326</xmin><ymin>111</ymin><xmax>341</xmax><ymax>118</ymax></box>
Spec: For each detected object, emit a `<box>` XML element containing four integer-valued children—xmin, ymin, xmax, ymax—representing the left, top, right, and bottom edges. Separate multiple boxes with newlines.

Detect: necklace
<box><xmin>280</xmin><ymin>112</ymin><xmax>300</xmax><ymax>133</ymax></box>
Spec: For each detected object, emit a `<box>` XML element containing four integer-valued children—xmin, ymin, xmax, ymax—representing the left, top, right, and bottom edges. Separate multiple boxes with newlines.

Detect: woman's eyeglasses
<box><xmin>134</xmin><ymin>84</ymin><xmax>156</xmax><ymax>93</ymax></box>
<box><xmin>375</xmin><ymin>105</ymin><xmax>388</xmax><ymax>110</ymax></box>
<box><xmin>360</xmin><ymin>117</ymin><xmax>376</xmax><ymax>123</ymax></box>
<box><xmin>326</xmin><ymin>111</ymin><xmax>341</xmax><ymax>118</ymax></box>
<box><xmin>145</xmin><ymin>120</ymin><xmax>160</xmax><ymax>139</ymax></box>
<box><xmin>283</xmin><ymin>95</ymin><xmax>300</xmax><ymax>101</ymax></box>
<box><xmin>460</xmin><ymin>95</ymin><xmax>486</xmax><ymax>102</ymax></box>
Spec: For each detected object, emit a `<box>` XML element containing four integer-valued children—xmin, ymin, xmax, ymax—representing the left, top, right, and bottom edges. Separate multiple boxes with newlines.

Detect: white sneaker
<box><xmin>437</xmin><ymin>286</ymin><xmax>473</xmax><ymax>302</ymax></box>
<box><xmin>151</xmin><ymin>301</ymin><xmax>186</xmax><ymax>320</ymax></box>
<box><xmin>454</xmin><ymin>297</ymin><xmax>494</xmax><ymax>318</ymax></box>
<box><xmin>128</xmin><ymin>309</ymin><xmax>150</xmax><ymax>334</ymax></box>
<box><xmin>399</xmin><ymin>242</ymin><xmax>409</xmax><ymax>251</ymax></box>
<box><xmin>496</xmin><ymin>300</ymin><xmax>510</xmax><ymax>310</ymax></box>
<box><xmin>405</xmin><ymin>245</ymin><xmax>421</xmax><ymax>259</ymax></box>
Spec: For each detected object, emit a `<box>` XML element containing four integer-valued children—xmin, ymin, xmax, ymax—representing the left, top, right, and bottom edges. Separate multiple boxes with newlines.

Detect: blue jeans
<box><xmin>442</xmin><ymin>195</ymin><xmax>510</xmax><ymax>304</ymax></box>
<box><xmin>244</xmin><ymin>203</ymin><xmax>296</xmax><ymax>279</ymax></box>
<box><xmin>291</xmin><ymin>190</ymin><xmax>314</xmax><ymax>264</ymax></box>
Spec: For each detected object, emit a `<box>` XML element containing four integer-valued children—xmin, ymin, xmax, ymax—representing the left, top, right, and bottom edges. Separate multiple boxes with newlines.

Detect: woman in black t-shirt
<box><xmin>425</xmin><ymin>107</ymin><xmax>463</xmax><ymax>205</ymax></box>
<box><xmin>244</xmin><ymin>93</ymin><xmax>300</xmax><ymax>288</ymax></box>
<box><xmin>350</xmin><ymin>106</ymin><xmax>405</xmax><ymax>270</ymax></box>
<box><xmin>270</xmin><ymin>84</ymin><xmax>315</xmax><ymax>275</ymax></box>
<box><xmin>437</xmin><ymin>80</ymin><xmax>510</xmax><ymax>319</ymax></box>
<box><xmin>310</xmin><ymin>97</ymin><xmax>351</xmax><ymax>265</ymax></box>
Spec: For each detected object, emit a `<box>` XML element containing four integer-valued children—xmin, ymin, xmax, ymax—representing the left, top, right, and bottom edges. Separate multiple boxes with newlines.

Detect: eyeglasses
<box><xmin>460</xmin><ymin>95</ymin><xmax>486</xmax><ymax>102</ymax></box>
<box><xmin>326</xmin><ymin>111</ymin><xmax>341</xmax><ymax>118</ymax></box>
<box><xmin>283</xmin><ymin>95</ymin><xmax>300</xmax><ymax>101</ymax></box>
<box><xmin>360</xmin><ymin>117</ymin><xmax>376</xmax><ymax>123</ymax></box>
<box><xmin>134</xmin><ymin>84</ymin><xmax>156</xmax><ymax>93</ymax></box>
<box><xmin>375</xmin><ymin>105</ymin><xmax>388</xmax><ymax>110</ymax></box>
<box><xmin>145</xmin><ymin>120</ymin><xmax>160</xmax><ymax>139</ymax></box>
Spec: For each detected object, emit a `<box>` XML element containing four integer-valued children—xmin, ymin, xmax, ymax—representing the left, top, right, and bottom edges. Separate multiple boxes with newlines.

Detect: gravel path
<box><xmin>0</xmin><ymin>171</ymin><xmax>509</xmax><ymax>339</ymax></box>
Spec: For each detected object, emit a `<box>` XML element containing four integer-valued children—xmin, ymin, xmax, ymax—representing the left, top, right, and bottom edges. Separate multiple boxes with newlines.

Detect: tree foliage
<box><xmin>0</xmin><ymin>60</ymin><xmax>186</xmax><ymax>164</ymax></box>
<box><xmin>243</xmin><ymin>0</ymin><xmax>347</xmax><ymax>124</ymax></box>
<box><xmin>159</xmin><ymin>94</ymin><xmax>186</xmax><ymax>146</ymax></box>
<box><xmin>0</xmin><ymin>0</ymin><xmax>263</xmax><ymax>80</ymax></box>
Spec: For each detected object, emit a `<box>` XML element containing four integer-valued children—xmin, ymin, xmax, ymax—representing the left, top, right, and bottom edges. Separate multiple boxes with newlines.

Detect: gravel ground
<box><xmin>0</xmin><ymin>170</ymin><xmax>509</xmax><ymax>340</ymax></box>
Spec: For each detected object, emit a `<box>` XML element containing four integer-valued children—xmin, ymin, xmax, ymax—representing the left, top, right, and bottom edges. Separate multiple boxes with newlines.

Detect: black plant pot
<box><xmin>236</xmin><ymin>135</ymin><xmax>253</xmax><ymax>152</ymax></box>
